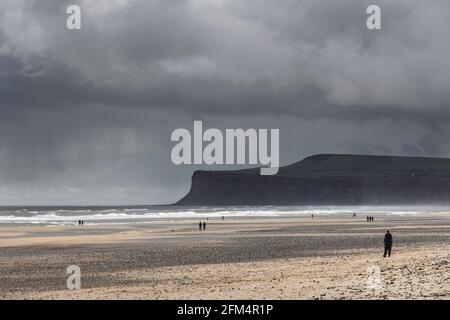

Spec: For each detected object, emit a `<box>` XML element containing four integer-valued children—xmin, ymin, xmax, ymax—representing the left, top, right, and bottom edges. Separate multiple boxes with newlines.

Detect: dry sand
<box><xmin>0</xmin><ymin>214</ymin><xmax>450</xmax><ymax>299</ymax></box>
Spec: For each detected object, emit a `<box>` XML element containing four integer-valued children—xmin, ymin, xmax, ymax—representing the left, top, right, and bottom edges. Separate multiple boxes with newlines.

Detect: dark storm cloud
<box><xmin>2</xmin><ymin>0</ymin><xmax>450</xmax><ymax>116</ymax></box>
<box><xmin>1</xmin><ymin>0</ymin><xmax>450</xmax><ymax>204</ymax></box>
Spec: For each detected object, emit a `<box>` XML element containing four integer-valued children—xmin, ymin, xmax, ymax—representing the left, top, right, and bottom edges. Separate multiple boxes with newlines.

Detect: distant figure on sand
<box><xmin>311</xmin><ymin>214</ymin><xmax>314</xmax><ymax>219</ymax></box>
<box><xmin>383</xmin><ymin>230</ymin><xmax>393</xmax><ymax>257</ymax></box>
<box><xmin>203</xmin><ymin>222</ymin><xmax>206</xmax><ymax>231</ymax></box>
<box><xmin>222</xmin><ymin>216</ymin><xmax>224</xmax><ymax>221</ymax></box>
<box><xmin>199</xmin><ymin>221</ymin><xmax>202</xmax><ymax>231</ymax></box>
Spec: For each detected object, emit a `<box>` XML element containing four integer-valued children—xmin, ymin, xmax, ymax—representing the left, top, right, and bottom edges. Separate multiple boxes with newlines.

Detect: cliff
<box><xmin>176</xmin><ymin>154</ymin><xmax>450</xmax><ymax>205</ymax></box>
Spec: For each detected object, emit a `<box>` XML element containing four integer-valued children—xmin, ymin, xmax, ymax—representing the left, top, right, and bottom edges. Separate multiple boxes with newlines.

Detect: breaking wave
<box><xmin>0</xmin><ymin>205</ymin><xmax>447</xmax><ymax>225</ymax></box>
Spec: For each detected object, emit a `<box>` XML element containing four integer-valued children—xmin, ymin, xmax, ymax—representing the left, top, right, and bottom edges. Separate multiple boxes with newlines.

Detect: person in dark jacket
<box><xmin>203</xmin><ymin>221</ymin><xmax>206</xmax><ymax>231</ymax></box>
<box><xmin>199</xmin><ymin>221</ymin><xmax>202</xmax><ymax>231</ymax></box>
<box><xmin>383</xmin><ymin>230</ymin><xmax>393</xmax><ymax>257</ymax></box>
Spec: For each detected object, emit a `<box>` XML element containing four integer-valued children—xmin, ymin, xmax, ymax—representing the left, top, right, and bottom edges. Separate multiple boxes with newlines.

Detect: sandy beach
<box><xmin>1</xmin><ymin>214</ymin><xmax>450</xmax><ymax>299</ymax></box>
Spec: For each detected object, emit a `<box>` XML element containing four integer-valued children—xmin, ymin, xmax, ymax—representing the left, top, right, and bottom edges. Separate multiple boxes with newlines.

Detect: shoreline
<box><xmin>6</xmin><ymin>244</ymin><xmax>448</xmax><ymax>300</ymax></box>
<box><xmin>2</xmin><ymin>204</ymin><xmax>450</xmax><ymax>226</ymax></box>
<box><xmin>1</xmin><ymin>214</ymin><xmax>450</xmax><ymax>299</ymax></box>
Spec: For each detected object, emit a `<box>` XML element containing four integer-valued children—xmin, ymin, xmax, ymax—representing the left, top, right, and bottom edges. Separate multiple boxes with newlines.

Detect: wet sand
<box><xmin>0</xmin><ymin>214</ymin><xmax>450</xmax><ymax>299</ymax></box>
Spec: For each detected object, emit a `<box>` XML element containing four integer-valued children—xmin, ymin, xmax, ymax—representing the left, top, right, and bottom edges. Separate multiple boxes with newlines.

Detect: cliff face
<box><xmin>176</xmin><ymin>154</ymin><xmax>450</xmax><ymax>205</ymax></box>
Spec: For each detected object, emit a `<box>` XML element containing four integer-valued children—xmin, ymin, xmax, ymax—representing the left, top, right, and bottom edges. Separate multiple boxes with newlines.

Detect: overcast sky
<box><xmin>1</xmin><ymin>0</ymin><xmax>450</xmax><ymax>205</ymax></box>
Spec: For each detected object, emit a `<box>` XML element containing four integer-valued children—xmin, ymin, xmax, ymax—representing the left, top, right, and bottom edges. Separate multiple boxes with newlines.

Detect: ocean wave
<box><xmin>0</xmin><ymin>205</ymin><xmax>447</xmax><ymax>225</ymax></box>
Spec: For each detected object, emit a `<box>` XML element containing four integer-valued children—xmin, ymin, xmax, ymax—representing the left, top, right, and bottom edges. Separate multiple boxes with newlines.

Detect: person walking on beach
<box><xmin>383</xmin><ymin>230</ymin><xmax>393</xmax><ymax>257</ymax></box>
<box><xmin>203</xmin><ymin>221</ymin><xmax>206</xmax><ymax>231</ymax></box>
<box><xmin>199</xmin><ymin>221</ymin><xmax>202</xmax><ymax>231</ymax></box>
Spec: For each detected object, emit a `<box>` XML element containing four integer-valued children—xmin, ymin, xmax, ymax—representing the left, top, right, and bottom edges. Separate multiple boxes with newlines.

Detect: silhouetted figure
<box><xmin>311</xmin><ymin>214</ymin><xmax>314</xmax><ymax>219</ymax></box>
<box><xmin>222</xmin><ymin>216</ymin><xmax>224</xmax><ymax>221</ymax></box>
<box><xmin>78</xmin><ymin>220</ymin><xmax>81</xmax><ymax>226</ymax></box>
<box><xmin>81</xmin><ymin>220</ymin><xmax>84</xmax><ymax>226</ymax></box>
<box><xmin>366</xmin><ymin>216</ymin><xmax>369</xmax><ymax>222</ymax></box>
<box><xmin>383</xmin><ymin>230</ymin><xmax>393</xmax><ymax>257</ymax></box>
<box><xmin>203</xmin><ymin>222</ymin><xmax>206</xmax><ymax>231</ymax></box>
<box><xmin>199</xmin><ymin>221</ymin><xmax>202</xmax><ymax>231</ymax></box>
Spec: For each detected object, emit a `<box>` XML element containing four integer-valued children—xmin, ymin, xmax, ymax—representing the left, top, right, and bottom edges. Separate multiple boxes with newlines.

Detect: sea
<box><xmin>0</xmin><ymin>205</ymin><xmax>448</xmax><ymax>226</ymax></box>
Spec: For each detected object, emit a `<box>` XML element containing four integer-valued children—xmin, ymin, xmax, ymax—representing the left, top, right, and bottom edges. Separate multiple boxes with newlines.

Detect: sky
<box><xmin>1</xmin><ymin>0</ymin><xmax>450</xmax><ymax>205</ymax></box>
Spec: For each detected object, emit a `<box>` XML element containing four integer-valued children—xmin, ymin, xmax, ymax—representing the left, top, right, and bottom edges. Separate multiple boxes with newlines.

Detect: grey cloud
<box><xmin>1</xmin><ymin>0</ymin><xmax>450</xmax><ymax>204</ymax></box>
<box><xmin>3</xmin><ymin>0</ymin><xmax>450</xmax><ymax>115</ymax></box>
